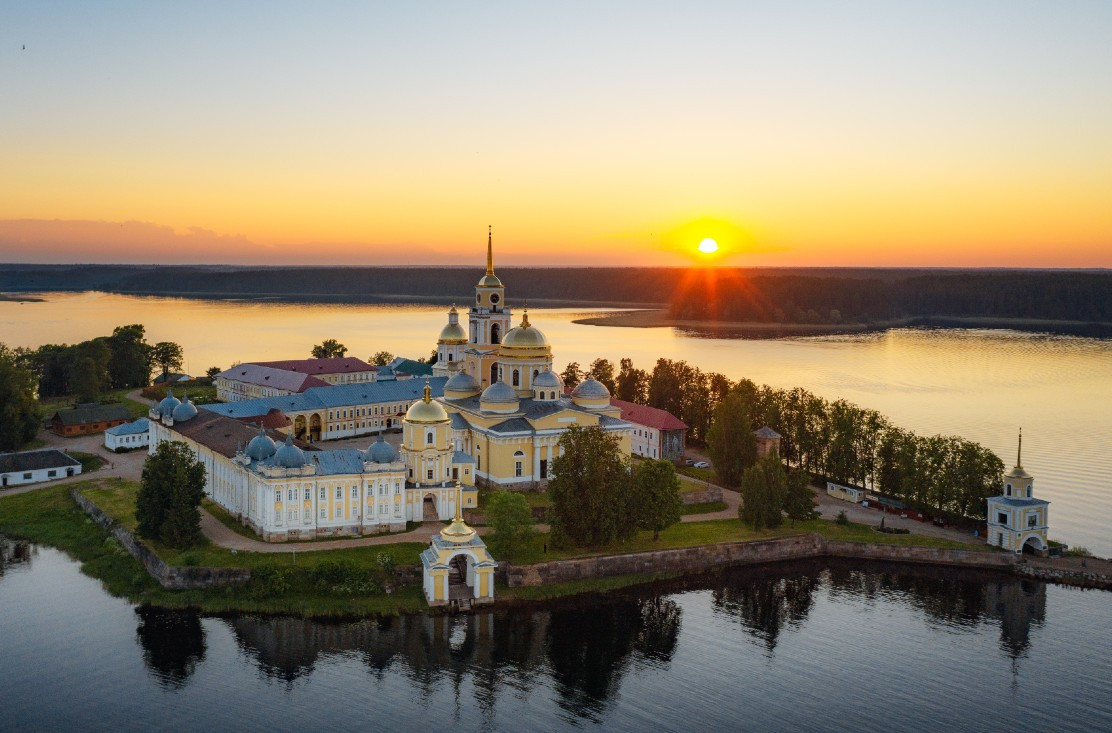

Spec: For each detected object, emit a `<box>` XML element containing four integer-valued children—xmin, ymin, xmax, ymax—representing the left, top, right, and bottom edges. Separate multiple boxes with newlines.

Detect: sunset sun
<box><xmin>697</xmin><ymin>238</ymin><xmax>719</xmax><ymax>254</ymax></box>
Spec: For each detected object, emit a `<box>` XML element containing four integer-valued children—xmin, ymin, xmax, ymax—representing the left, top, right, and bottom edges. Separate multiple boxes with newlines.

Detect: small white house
<box><xmin>104</xmin><ymin>418</ymin><xmax>150</xmax><ymax>451</ymax></box>
<box><xmin>0</xmin><ymin>450</ymin><xmax>82</xmax><ymax>488</ymax></box>
<box><xmin>827</xmin><ymin>482</ymin><xmax>866</xmax><ymax>503</ymax></box>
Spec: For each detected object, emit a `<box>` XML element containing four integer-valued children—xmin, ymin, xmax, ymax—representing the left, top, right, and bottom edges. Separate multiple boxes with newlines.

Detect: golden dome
<box><xmin>438</xmin><ymin>321</ymin><xmax>467</xmax><ymax>343</ymax></box>
<box><xmin>501</xmin><ymin>309</ymin><xmax>549</xmax><ymax>349</ymax></box>
<box><xmin>440</xmin><ymin>481</ymin><xmax>477</xmax><ymax>543</ymax></box>
<box><xmin>405</xmin><ymin>380</ymin><xmax>449</xmax><ymax>424</ymax></box>
<box><xmin>477</xmin><ymin>273</ymin><xmax>503</xmax><ymax>288</ymax></box>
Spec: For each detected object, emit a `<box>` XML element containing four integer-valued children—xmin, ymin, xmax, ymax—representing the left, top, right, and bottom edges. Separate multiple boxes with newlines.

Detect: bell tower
<box><xmin>467</xmin><ymin>227</ymin><xmax>513</xmax><ymax>387</ymax></box>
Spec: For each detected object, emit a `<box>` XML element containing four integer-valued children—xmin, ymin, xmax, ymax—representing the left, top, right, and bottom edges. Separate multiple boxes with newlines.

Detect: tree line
<box><xmin>6</xmin><ymin>266</ymin><xmax>1106</xmax><ymax>329</ymax></box>
<box><xmin>14</xmin><ymin>324</ymin><xmax>184</xmax><ymax>402</ymax></box>
<box><xmin>671</xmin><ymin>271</ymin><xmax>1112</xmax><ymax>325</ymax></box>
<box><xmin>564</xmin><ymin>356</ymin><xmax>1004</xmax><ymax>522</ymax></box>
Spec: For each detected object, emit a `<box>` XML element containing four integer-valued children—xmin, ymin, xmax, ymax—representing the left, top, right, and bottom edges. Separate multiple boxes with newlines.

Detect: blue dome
<box><xmin>533</xmin><ymin>370</ymin><xmax>563</xmax><ymax>389</ymax></box>
<box><xmin>273</xmin><ymin>433</ymin><xmax>307</xmax><ymax>468</ymax></box>
<box><xmin>366</xmin><ymin>433</ymin><xmax>397</xmax><ymax>463</ymax></box>
<box><xmin>171</xmin><ymin>396</ymin><xmax>198</xmax><ymax>423</ymax></box>
<box><xmin>158</xmin><ymin>388</ymin><xmax>181</xmax><ymax>417</ymax></box>
<box><xmin>245</xmin><ymin>427</ymin><xmax>277</xmax><ymax>460</ymax></box>
<box><xmin>572</xmin><ymin>377</ymin><xmax>610</xmax><ymax>399</ymax></box>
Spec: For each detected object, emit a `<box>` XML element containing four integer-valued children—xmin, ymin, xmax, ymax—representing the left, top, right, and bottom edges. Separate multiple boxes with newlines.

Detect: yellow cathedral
<box><xmin>430</xmin><ymin>228</ymin><xmax>633</xmax><ymax>490</ymax></box>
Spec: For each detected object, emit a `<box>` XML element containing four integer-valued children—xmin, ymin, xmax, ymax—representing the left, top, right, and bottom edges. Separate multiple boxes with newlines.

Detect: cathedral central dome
<box><xmin>501</xmin><ymin>310</ymin><xmax>549</xmax><ymax>350</ymax></box>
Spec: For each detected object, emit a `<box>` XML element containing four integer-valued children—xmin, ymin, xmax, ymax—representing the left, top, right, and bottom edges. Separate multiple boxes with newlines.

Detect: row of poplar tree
<box><xmin>562</xmin><ymin>357</ymin><xmax>1004</xmax><ymax>522</ymax></box>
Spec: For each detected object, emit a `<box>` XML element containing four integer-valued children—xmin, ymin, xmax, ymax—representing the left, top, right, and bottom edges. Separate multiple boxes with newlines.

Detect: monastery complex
<box><xmin>146</xmin><ymin>234</ymin><xmax>632</xmax><ymax>552</ymax></box>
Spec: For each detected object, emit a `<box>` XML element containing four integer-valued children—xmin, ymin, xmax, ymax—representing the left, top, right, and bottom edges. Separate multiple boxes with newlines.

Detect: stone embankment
<box><xmin>72</xmin><ymin>488</ymin><xmax>250</xmax><ymax>590</ymax></box>
<box><xmin>505</xmin><ymin>534</ymin><xmax>1017</xmax><ymax>587</ymax></box>
<box><xmin>1016</xmin><ymin>563</ymin><xmax>1112</xmax><ymax>591</ymax></box>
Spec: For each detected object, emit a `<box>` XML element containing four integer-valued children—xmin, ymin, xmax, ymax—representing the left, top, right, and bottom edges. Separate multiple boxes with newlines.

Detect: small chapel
<box><xmin>986</xmin><ymin>430</ymin><xmax>1050</xmax><ymax>555</ymax></box>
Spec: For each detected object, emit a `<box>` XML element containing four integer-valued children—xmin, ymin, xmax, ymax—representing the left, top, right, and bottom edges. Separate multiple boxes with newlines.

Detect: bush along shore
<box><xmin>3</xmin><ymin>480</ymin><xmax>1109</xmax><ymax>620</ymax></box>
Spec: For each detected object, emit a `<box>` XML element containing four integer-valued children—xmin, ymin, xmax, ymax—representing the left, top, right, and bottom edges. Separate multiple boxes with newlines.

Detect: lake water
<box><xmin>0</xmin><ymin>292</ymin><xmax>1109</xmax><ymax>556</ymax></box>
<box><xmin>1</xmin><ymin>543</ymin><xmax>1109</xmax><ymax>732</ymax></box>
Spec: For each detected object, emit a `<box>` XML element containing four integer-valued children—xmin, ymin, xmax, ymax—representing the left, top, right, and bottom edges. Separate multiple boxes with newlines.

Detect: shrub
<box><xmin>836</xmin><ymin>510</ymin><xmax>849</xmax><ymax>525</ymax></box>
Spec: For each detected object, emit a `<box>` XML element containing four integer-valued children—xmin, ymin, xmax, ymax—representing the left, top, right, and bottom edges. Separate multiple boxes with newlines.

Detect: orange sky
<box><xmin>2</xmin><ymin>3</ymin><xmax>1110</xmax><ymax>267</ymax></box>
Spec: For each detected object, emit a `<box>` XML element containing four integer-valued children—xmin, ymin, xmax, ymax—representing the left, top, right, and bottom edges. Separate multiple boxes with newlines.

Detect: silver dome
<box><xmin>273</xmin><ymin>433</ymin><xmax>307</xmax><ymax>468</ymax></box>
<box><xmin>445</xmin><ymin>371</ymin><xmax>480</xmax><ymax>393</ymax></box>
<box><xmin>367</xmin><ymin>433</ymin><xmax>398</xmax><ymax>463</ymax></box>
<box><xmin>572</xmin><ymin>377</ymin><xmax>610</xmax><ymax>398</ymax></box>
<box><xmin>158</xmin><ymin>388</ymin><xmax>181</xmax><ymax>416</ymax></box>
<box><xmin>480</xmin><ymin>380</ymin><xmax>519</xmax><ymax>404</ymax></box>
<box><xmin>171</xmin><ymin>396</ymin><xmax>198</xmax><ymax>423</ymax></box>
<box><xmin>245</xmin><ymin>427</ymin><xmax>277</xmax><ymax>461</ymax></box>
<box><xmin>533</xmin><ymin>370</ymin><xmax>563</xmax><ymax>389</ymax></box>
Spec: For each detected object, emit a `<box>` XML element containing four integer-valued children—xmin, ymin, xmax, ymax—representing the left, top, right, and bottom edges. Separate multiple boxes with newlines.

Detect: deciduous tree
<box><xmin>560</xmin><ymin>362</ymin><xmax>582</xmax><ymax>389</ymax></box>
<box><xmin>151</xmin><ymin>341</ymin><xmax>184</xmax><ymax>379</ymax></box>
<box><xmin>137</xmin><ymin>441</ymin><xmax>206</xmax><ymax>548</ymax></box>
<box><xmin>486</xmin><ymin>491</ymin><xmax>535</xmax><ymax>559</ymax></box>
<box><xmin>369</xmin><ymin>351</ymin><xmax>394</xmax><ymax>366</ymax></box>
<box><xmin>633</xmin><ymin>459</ymin><xmax>683</xmax><ymax>540</ymax></box>
<box><xmin>784</xmin><ymin>469</ymin><xmax>818</xmax><ymax>527</ymax></box>
<box><xmin>311</xmin><ymin>339</ymin><xmax>348</xmax><ymax>358</ymax></box>
<box><xmin>739</xmin><ymin>452</ymin><xmax>787</xmax><ymax>530</ymax></box>
<box><xmin>706</xmin><ymin>391</ymin><xmax>758</xmax><ymax>487</ymax></box>
<box><xmin>587</xmin><ymin>358</ymin><xmax>617</xmax><ymax>394</ymax></box>
<box><xmin>548</xmin><ymin>424</ymin><xmax>634</xmax><ymax>546</ymax></box>
<box><xmin>0</xmin><ymin>344</ymin><xmax>40</xmax><ymax>450</ymax></box>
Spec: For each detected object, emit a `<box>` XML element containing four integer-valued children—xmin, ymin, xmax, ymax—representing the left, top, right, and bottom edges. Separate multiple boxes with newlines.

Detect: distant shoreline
<box><xmin>572</xmin><ymin>309</ymin><xmax>1112</xmax><ymax>339</ymax></box>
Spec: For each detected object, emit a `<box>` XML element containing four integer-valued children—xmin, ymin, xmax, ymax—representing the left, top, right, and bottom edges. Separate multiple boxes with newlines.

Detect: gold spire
<box><xmin>521</xmin><ymin>300</ymin><xmax>530</xmax><ymax>328</ymax></box>
<box><xmin>423</xmin><ymin>378</ymin><xmax>432</xmax><ymax>402</ymax></box>
<box><xmin>1017</xmin><ymin>427</ymin><xmax>1023</xmax><ymax>468</ymax></box>
<box><xmin>454</xmin><ymin>480</ymin><xmax>463</xmax><ymax>522</ymax></box>
<box><xmin>486</xmin><ymin>225</ymin><xmax>494</xmax><ymax>275</ymax></box>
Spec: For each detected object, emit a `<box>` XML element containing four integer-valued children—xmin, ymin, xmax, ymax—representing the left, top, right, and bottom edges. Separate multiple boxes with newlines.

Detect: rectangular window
<box><xmin>427</xmin><ymin>469</ymin><xmax>434</xmax><ymax>480</ymax></box>
<box><xmin>303</xmin><ymin>510</ymin><xmax>311</xmax><ymax>521</ymax></box>
<box><xmin>319</xmin><ymin>487</ymin><xmax>326</xmax><ymax>500</ymax></box>
<box><xmin>48</xmin><ymin>470</ymin><xmax>56</xmax><ymax>477</ymax></box>
<box><xmin>1028</xmin><ymin>514</ymin><xmax>1038</xmax><ymax>528</ymax></box>
<box><xmin>335</xmin><ymin>507</ymin><xmax>342</xmax><ymax>518</ymax></box>
<box><xmin>997</xmin><ymin>512</ymin><xmax>1008</xmax><ymax>525</ymax></box>
<box><xmin>275</xmin><ymin>490</ymin><xmax>281</xmax><ymax>503</ymax></box>
<box><xmin>304</xmin><ymin>488</ymin><xmax>311</xmax><ymax>501</ymax></box>
<box><xmin>336</xmin><ymin>487</ymin><xmax>342</xmax><ymax>499</ymax></box>
<box><xmin>288</xmin><ymin>488</ymin><xmax>295</xmax><ymax>501</ymax></box>
<box><xmin>320</xmin><ymin>507</ymin><xmax>326</xmax><ymax>518</ymax></box>
<box><xmin>24</xmin><ymin>472</ymin><xmax>32</xmax><ymax>479</ymax></box>
<box><xmin>515</xmin><ymin>461</ymin><xmax>523</xmax><ymax>477</ymax></box>
<box><xmin>351</xmin><ymin>486</ymin><xmax>359</xmax><ymax>498</ymax></box>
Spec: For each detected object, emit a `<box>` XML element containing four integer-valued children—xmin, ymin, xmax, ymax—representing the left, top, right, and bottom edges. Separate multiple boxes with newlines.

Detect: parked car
<box><xmin>685</xmin><ymin>459</ymin><xmax>695</xmax><ymax>466</ymax></box>
<box><xmin>692</xmin><ymin>461</ymin><xmax>710</xmax><ymax>469</ymax></box>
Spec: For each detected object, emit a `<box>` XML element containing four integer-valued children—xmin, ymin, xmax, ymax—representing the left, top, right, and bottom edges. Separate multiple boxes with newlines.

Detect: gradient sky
<box><xmin>2</xmin><ymin>1</ymin><xmax>1110</xmax><ymax>267</ymax></box>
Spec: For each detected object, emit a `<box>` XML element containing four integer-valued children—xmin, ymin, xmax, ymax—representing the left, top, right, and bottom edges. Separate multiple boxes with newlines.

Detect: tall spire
<box><xmin>454</xmin><ymin>480</ymin><xmax>464</xmax><ymax>522</ymax></box>
<box><xmin>423</xmin><ymin>377</ymin><xmax>432</xmax><ymax>403</ymax></box>
<box><xmin>1017</xmin><ymin>427</ymin><xmax>1023</xmax><ymax>468</ymax></box>
<box><xmin>486</xmin><ymin>225</ymin><xmax>494</xmax><ymax>276</ymax></box>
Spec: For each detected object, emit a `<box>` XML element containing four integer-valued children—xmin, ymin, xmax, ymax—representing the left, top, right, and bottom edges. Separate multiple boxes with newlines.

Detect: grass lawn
<box><xmin>143</xmin><ymin>380</ymin><xmax>219</xmax><ymax>405</ymax></box>
<box><xmin>70</xmin><ymin>451</ymin><xmax>106</xmax><ymax>473</ymax></box>
<box><xmin>675</xmin><ymin>465</ymin><xmax>721</xmax><ymax>486</ymax></box>
<box><xmin>0</xmin><ymin>479</ymin><xmax>432</xmax><ymax>617</ymax></box>
<box><xmin>40</xmin><ymin>387</ymin><xmax>151</xmax><ymax>420</ymax></box>
<box><xmin>681</xmin><ymin>501</ymin><xmax>728</xmax><ymax>515</ymax></box>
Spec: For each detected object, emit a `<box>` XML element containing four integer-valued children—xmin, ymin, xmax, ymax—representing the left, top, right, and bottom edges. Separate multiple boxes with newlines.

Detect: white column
<box><xmin>533</xmin><ymin>442</ymin><xmax>540</xmax><ymax>480</ymax></box>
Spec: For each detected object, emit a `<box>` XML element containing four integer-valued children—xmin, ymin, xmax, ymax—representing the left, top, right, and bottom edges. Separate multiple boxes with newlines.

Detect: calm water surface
<box><xmin>0</xmin><ymin>292</ymin><xmax>1109</xmax><ymax>555</ymax></box>
<box><xmin>1</xmin><ymin>544</ymin><xmax>1110</xmax><ymax>732</ymax></box>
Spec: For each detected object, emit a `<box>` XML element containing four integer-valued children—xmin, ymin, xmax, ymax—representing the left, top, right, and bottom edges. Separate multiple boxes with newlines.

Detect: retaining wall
<box><xmin>504</xmin><ymin>534</ymin><xmax>1017</xmax><ymax>587</ymax></box>
<box><xmin>72</xmin><ymin>488</ymin><xmax>251</xmax><ymax>590</ymax></box>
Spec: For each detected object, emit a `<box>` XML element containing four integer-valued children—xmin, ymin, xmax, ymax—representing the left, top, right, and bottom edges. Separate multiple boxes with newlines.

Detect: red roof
<box><xmin>233</xmin><ymin>408</ymin><xmax>292</xmax><ymax>430</ymax></box>
<box><xmin>610</xmin><ymin>398</ymin><xmax>687</xmax><ymax>431</ymax></box>
<box><xmin>249</xmin><ymin>357</ymin><xmax>376</xmax><ymax>376</ymax></box>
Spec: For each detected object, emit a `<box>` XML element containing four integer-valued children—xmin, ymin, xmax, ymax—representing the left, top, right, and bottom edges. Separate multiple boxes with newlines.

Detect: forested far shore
<box><xmin>2</xmin><ymin>265</ymin><xmax>1110</xmax><ymax>329</ymax></box>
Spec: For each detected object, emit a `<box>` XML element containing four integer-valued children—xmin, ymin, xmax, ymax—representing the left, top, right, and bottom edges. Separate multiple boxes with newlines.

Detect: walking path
<box><xmin>199</xmin><ymin>509</ymin><xmax>493</xmax><ymax>553</ymax></box>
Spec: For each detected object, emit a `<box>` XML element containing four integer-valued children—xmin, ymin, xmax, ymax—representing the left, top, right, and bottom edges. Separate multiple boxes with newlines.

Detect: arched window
<box><xmin>426</xmin><ymin>431</ymin><xmax>434</xmax><ymax>445</ymax></box>
<box><xmin>490</xmin><ymin>363</ymin><xmax>498</xmax><ymax>385</ymax></box>
<box><xmin>512</xmin><ymin>369</ymin><xmax>520</xmax><ymax>387</ymax></box>
<box><xmin>514</xmin><ymin>450</ymin><xmax>525</xmax><ymax>457</ymax></box>
<box><xmin>533</xmin><ymin>369</ymin><xmax>539</xmax><ymax>378</ymax></box>
<box><xmin>550</xmin><ymin>391</ymin><xmax>556</xmax><ymax>400</ymax></box>
<box><xmin>491</xmin><ymin>323</ymin><xmax>501</xmax><ymax>344</ymax></box>
<box><xmin>1006</xmin><ymin>483</ymin><xmax>1012</xmax><ymax>496</ymax></box>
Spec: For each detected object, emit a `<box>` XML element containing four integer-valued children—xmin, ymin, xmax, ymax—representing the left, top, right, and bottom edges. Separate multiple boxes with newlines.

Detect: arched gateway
<box><xmin>421</xmin><ymin>482</ymin><xmax>496</xmax><ymax>607</ymax></box>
